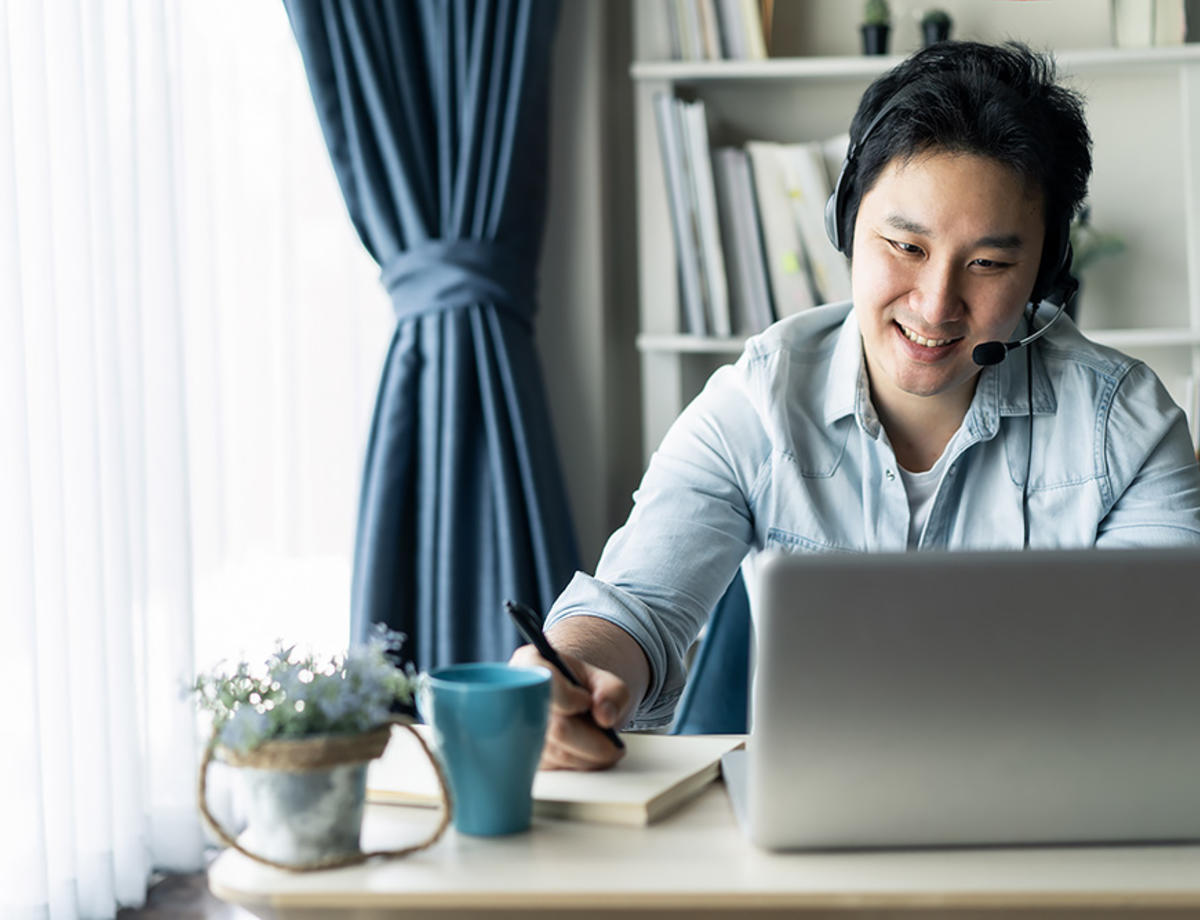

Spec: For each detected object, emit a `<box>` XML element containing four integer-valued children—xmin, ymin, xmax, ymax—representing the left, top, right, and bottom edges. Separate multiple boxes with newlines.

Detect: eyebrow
<box><xmin>884</xmin><ymin>213</ymin><xmax>1026</xmax><ymax>250</ymax></box>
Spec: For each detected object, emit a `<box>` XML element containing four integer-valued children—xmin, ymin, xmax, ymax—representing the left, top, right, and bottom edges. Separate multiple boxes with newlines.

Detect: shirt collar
<box><xmin>823</xmin><ymin>305</ymin><xmax>1058</xmax><ymax>440</ymax></box>
<box><xmin>824</xmin><ymin>307</ymin><xmax>876</xmax><ymax>432</ymax></box>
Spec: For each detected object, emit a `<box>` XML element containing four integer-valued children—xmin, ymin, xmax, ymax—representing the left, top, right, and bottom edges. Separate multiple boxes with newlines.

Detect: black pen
<box><xmin>505</xmin><ymin>599</ymin><xmax>625</xmax><ymax>751</ymax></box>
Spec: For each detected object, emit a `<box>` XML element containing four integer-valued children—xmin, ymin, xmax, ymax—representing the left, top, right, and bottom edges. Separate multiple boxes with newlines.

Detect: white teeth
<box><xmin>900</xmin><ymin>324</ymin><xmax>955</xmax><ymax>348</ymax></box>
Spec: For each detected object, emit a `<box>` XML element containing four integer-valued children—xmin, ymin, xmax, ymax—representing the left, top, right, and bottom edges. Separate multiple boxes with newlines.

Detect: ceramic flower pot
<box><xmin>198</xmin><ymin>723</ymin><xmax>451</xmax><ymax>871</ymax></box>
<box><xmin>237</xmin><ymin>758</ymin><xmax>371</xmax><ymax>864</ymax></box>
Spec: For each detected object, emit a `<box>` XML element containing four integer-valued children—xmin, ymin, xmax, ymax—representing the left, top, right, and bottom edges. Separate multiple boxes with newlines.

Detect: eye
<box><xmin>887</xmin><ymin>238</ymin><xmax>924</xmax><ymax>256</ymax></box>
<box><xmin>970</xmin><ymin>258</ymin><xmax>1014</xmax><ymax>270</ymax></box>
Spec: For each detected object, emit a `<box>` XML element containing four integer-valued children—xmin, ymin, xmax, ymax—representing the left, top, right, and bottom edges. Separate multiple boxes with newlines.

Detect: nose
<box><xmin>912</xmin><ymin>258</ymin><xmax>963</xmax><ymax>328</ymax></box>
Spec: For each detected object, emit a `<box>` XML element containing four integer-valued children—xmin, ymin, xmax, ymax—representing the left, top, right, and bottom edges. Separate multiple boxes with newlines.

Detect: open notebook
<box><xmin>367</xmin><ymin>725</ymin><xmax>743</xmax><ymax>826</ymax></box>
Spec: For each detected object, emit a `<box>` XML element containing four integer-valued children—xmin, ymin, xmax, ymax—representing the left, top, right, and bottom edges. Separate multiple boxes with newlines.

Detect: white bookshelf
<box><xmin>631</xmin><ymin>12</ymin><xmax>1200</xmax><ymax>461</ymax></box>
<box><xmin>631</xmin><ymin>44</ymin><xmax>1200</xmax><ymax>81</ymax></box>
<box><xmin>637</xmin><ymin>327</ymin><xmax>1200</xmax><ymax>354</ymax></box>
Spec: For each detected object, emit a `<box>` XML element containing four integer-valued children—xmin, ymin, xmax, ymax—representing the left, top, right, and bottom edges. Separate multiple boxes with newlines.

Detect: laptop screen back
<box><xmin>746</xmin><ymin>547</ymin><xmax>1200</xmax><ymax>849</ymax></box>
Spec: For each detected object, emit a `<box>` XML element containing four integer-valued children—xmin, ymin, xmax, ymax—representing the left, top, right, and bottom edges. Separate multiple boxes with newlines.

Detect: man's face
<box><xmin>851</xmin><ymin>151</ymin><xmax>1046</xmax><ymax>413</ymax></box>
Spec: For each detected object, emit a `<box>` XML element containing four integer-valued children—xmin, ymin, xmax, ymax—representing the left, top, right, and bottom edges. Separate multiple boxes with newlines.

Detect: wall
<box><xmin>768</xmin><ymin>0</ymin><xmax>1113</xmax><ymax>56</ymax></box>
<box><xmin>539</xmin><ymin>0</ymin><xmax>641</xmax><ymax>570</ymax></box>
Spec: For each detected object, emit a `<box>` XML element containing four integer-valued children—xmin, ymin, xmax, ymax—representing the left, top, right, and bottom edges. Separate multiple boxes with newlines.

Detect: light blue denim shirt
<box><xmin>546</xmin><ymin>302</ymin><xmax>1200</xmax><ymax>728</ymax></box>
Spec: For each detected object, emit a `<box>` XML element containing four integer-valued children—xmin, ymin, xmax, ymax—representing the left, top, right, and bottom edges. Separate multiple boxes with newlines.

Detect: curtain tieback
<box><xmin>380</xmin><ymin>240</ymin><xmax>536</xmax><ymax>326</ymax></box>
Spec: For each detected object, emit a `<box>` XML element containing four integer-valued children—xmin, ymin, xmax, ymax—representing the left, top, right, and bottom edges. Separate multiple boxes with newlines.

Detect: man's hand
<box><xmin>509</xmin><ymin>643</ymin><xmax>632</xmax><ymax>771</ymax></box>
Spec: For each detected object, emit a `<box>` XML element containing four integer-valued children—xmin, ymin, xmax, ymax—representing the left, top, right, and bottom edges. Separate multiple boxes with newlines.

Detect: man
<box><xmin>512</xmin><ymin>41</ymin><xmax>1200</xmax><ymax>770</ymax></box>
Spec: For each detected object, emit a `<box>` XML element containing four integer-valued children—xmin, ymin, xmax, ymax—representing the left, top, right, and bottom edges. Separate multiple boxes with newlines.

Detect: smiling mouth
<box><xmin>897</xmin><ymin>322</ymin><xmax>962</xmax><ymax>348</ymax></box>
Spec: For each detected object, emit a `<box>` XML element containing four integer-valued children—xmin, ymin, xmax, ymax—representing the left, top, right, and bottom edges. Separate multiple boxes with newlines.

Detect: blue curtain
<box><xmin>283</xmin><ymin>0</ymin><xmax>579</xmax><ymax>668</ymax></box>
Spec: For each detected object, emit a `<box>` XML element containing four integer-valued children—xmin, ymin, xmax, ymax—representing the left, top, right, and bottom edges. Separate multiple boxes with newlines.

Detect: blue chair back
<box><xmin>670</xmin><ymin>570</ymin><xmax>751</xmax><ymax>735</ymax></box>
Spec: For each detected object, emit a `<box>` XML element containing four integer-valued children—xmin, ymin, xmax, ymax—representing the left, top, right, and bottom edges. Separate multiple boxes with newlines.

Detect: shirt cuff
<box><xmin>544</xmin><ymin>572</ymin><xmax>685</xmax><ymax>728</ymax></box>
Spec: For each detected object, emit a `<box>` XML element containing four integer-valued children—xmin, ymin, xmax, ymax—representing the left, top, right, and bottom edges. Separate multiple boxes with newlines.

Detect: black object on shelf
<box><xmin>861</xmin><ymin>23</ymin><xmax>890</xmax><ymax>55</ymax></box>
<box><xmin>861</xmin><ymin>0</ymin><xmax>891</xmax><ymax>55</ymax></box>
<box><xmin>920</xmin><ymin>10</ymin><xmax>952</xmax><ymax>47</ymax></box>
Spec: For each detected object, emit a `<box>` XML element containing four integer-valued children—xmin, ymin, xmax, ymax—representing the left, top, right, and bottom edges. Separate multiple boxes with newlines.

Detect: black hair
<box><xmin>843</xmin><ymin>41</ymin><xmax>1092</xmax><ymax>291</ymax></box>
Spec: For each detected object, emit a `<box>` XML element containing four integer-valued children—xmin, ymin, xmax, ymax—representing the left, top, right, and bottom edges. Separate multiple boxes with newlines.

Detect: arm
<box><xmin>1096</xmin><ymin>362</ymin><xmax>1200</xmax><ymax>545</ymax></box>
<box><xmin>515</xmin><ymin>359</ymin><xmax>771</xmax><ymax>768</ymax></box>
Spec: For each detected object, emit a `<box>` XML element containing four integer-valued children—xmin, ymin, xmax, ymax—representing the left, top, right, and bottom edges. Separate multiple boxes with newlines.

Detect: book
<box><xmin>712</xmin><ymin>148</ymin><xmax>754</xmax><ymax>334</ymax></box>
<box><xmin>697</xmin><ymin>0</ymin><xmax>723</xmax><ymax>60</ymax></box>
<box><xmin>664</xmin><ymin>0</ymin><xmax>682</xmax><ymax>59</ymax></box>
<box><xmin>730</xmin><ymin>148</ymin><xmax>776</xmax><ymax>330</ymax></box>
<box><xmin>743</xmin><ymin>0</ymin><xmax>769</xmax><ymax>59</ymax></box>
<box><xmin>758</xmin><ymin>0</ymin><xmax>777</xmax><ymax>54</ymax></box>
<box><xmin>677</xmin><ymin>0</ymin><xmax>703</xmax><ymax>61</ymax></box>
<box><xmin>682</xmin><ymin>100</ymin><xmax>732</xmax><ymax>337</ymax></box>
<box><xmin>653</xmin><ymin>92</ymin><xmax>708</xmax><ymax>335</ymax></box>
<box><xmin>713</xmin><ymin>147</ymin><xmax>774</xmax><ymax>334</ymax></box>
<box><xmin>715</xmin><ymin>0</ymin><xmax>745</xmax><ymax>59</ymax></box>
<box><xmin>671</xmin><ymin>96</ymin><xmax>714</xmax><ymax>334</ymax></box>
<box><xmin>1154</xmin><ymin>0</ymin><xmax>1186</xmax><ymax>45</ymax></box>
<box><xmin>745</xmin><ymin>141</ymin><xmax>816</xmax><ymax>318</ymax></box>
<box><xmin>820</xmin><ymin>133</ymin><xmax>850</xmax><ymax>194</ymax></box>
<box><xmin>778</xmin><ymin>141</ymin><xmax>852</xmax><ymax>304</ymax></box>
<box><xmin>367</xmin><ymin>725</ymin><xmax>745</xmax><ymax>827</ymax></box>
<box><xmin>667</xmin><ymin>0</ymin><xmax>767</xmax><ymax>62</ymax></box>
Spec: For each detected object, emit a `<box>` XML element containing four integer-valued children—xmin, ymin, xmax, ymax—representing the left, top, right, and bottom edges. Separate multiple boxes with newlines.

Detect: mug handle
<box><xmin>196</xmin><ymin>720</ymin><xmax>453</xmax><ymax>873</ymax></box>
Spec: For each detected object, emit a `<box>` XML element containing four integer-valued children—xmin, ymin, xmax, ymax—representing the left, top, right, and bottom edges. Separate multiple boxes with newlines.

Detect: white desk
<box><xmin>208</xmin><ymin>777</ymin><xmax>1200</xmax><ymax>919</ymax></box>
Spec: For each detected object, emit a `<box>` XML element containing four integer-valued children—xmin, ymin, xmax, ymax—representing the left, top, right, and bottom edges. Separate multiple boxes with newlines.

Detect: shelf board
<box><xmin>1084</xmin><ymin>327</ymin><xmax>1200</xmax><ymax>349</ymax></box>
<box><xmin>637</xmin><ymin>328</ymin><xmax>1200</xmax><ymax>355</ymax></box>
<box><xmin>631</xmin><ymin>55</ymin><xmax>903</xmax><ymax>83</ymax></box>
<box><xmin>637</xmin><ymin>333</ymin><xmax>746</xmax><ymax>354</ymax></box>
<box><xmin>631</xmin><ymin>45</ymin><xmax>1200</xmax><ymax>83</ymax></box>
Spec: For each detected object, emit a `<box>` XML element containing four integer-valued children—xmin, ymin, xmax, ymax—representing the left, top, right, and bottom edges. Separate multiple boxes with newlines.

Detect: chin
<box><xmin>888</xmin><ymin>353</ymin><xmax>973</xmax><ymax>395</ymax></box>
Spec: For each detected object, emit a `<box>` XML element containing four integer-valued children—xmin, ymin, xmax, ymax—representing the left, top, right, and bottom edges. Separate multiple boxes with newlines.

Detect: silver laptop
<box><xmin>722</xmin><ymin>547</ymin><xmax>1200</xmax><ymax>850</ymax></box>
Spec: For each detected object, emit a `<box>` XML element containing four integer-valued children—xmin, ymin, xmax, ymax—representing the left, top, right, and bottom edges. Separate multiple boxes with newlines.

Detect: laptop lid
<box><xmin>744</xmin><ymin>547</ymin><xmax>1200</xmax><ymax>850</ymax></box>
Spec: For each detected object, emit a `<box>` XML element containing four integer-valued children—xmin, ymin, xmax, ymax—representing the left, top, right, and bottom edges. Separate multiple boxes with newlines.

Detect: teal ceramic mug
<box><xmin>418</xmin><ymin>663</ymin><xmax>551</xmax><ymax>836</ymax></box>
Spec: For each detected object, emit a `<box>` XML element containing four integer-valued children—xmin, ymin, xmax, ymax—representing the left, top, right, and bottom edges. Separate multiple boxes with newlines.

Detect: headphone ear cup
<box><xmin>824</xmin><ymin>184</ymin><xmax>843</xmax><ymax>253</ymax></box>
<box><xmin>825</xmin><ymin>158</ymin><xmax>853</xmax><ymax>255</ymax></box>
<box><xmin>1032</xmin><ymin>220</ymin><xmax>1072</xmax><ymax>304</ymax></box>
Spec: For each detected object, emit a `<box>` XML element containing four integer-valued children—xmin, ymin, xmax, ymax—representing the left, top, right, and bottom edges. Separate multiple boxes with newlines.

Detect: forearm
<box><xmin>541</xmin><ymin>363</ymin><xmax>762</xmax><ymax>727</ymax></box>
<box><xmin>545</xmin><ymin>615</ymin><xmax>651</xmax><ymax>727</ymax></box>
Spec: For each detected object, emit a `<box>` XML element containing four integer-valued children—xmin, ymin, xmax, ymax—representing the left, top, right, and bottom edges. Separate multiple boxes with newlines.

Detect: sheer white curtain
<box><xmin>0</xmin><ymin>0</ymin><xmax>389</xmax><ymax>916</ymax></box>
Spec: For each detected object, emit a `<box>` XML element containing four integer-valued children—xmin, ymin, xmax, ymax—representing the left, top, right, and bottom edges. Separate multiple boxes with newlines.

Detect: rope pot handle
<box><xmin>197</xmin><ymin>721</ymin><xmax>452</xmax><ymax>873</ymax></box>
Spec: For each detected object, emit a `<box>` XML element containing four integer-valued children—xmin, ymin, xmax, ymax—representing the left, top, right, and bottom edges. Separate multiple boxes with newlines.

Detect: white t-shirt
<box><xmin>898</xmin><ymin>430</ymin><xmax>962</xmax><ymax>547</ymax></box>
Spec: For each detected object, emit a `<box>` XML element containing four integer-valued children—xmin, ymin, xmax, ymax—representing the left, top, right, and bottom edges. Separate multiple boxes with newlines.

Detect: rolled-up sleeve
<box><xmin>544</xmin><ymin>359</ymin><xmax>772</xmax><ymax>728</ymax></box>
<box><xmin>1097</xmin><ymin>362</ymin><xmax>1200</xmax><ymax>545</ymax></box>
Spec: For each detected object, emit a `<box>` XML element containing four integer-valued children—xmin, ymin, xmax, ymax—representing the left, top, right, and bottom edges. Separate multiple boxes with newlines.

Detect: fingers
<box><xmin>542</xmin><ymin>729</ymin><xmax>624</xmax><ymax>772</ymax></box>
<box><xmin>541</xmin><ymin>666</ymin><xmax>627</xmax><ymax>770</ymax></box>
<box><xmin>508</xmin><ymin>643</ymin><xmax>630</xmax><ymax>771</ymax></box>
<box><xmin>509</xmin><ymin>644</ymin><xmax>590</xmax><ymax>715</ymax></box>
<box><xmin>577</xmin><ymin>657</ymin><xmax>633</xmax><ymax>730</ymax></box>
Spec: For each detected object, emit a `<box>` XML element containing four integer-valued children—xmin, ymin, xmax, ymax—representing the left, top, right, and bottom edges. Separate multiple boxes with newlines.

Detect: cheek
<box><xmin>971</xmin><ymin>276</ymin><xmax>1037</xmax><ymax>333</ymax></box>
<box><xmin>851</xmin><ymin>269</ymin><xmax>897</xmax><ymax>343</ymax></box>
<box><xmin>851</xmin><ymin>252</ymin><xmax>907</xmax><ymax>312</ymax></box>
<box><xmin>990</xmin><ymin>303</ymin><xmax>1031</xmax><ymax>340</ymax></box>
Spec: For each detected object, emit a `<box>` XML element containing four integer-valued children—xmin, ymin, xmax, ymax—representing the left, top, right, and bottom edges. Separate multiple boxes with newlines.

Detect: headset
<box><xmin>822</xmin><ymin>78</ymin><xmax>1078</xmax><ymax>369</ymax></box>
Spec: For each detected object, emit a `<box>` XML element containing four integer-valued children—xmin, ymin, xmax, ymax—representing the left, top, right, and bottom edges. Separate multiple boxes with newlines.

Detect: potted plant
<box><xmin>193</xmin><ymin>625</ymin><xmax>450</xmax><ymax>871</ymax></box>
<box><xmin>920</xmin><ymin>9</ymin><xmax>953</xmax><ymax>47</ymax></box>
<box><xmin>862</xmin><ymin>0</ymin><xmax>892</xmax><ymax>55</ymax></box>
<box><xmin>1067</xmin><ymin>206</ymin><xmax>1126</xmax><ymax>321</ymax></box>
